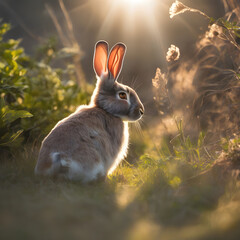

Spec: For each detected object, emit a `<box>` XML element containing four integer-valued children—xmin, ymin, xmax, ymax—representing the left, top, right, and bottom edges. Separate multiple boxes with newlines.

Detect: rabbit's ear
<box><xmin>108</xmin><ymin>43</ymin><xmax>126</xmax><ymax>80</ymax></box>
<box><xmin>93</xmin><ymin>41</ymin><xmax>109</xmax><ymax>77</ymax></box>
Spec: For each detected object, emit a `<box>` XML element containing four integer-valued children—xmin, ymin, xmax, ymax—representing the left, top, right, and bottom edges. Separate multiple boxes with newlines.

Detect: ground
<box><xmin>0</xmin><ymin>143</ymin><xmax>240</xmax><ymax>240</ymax></box>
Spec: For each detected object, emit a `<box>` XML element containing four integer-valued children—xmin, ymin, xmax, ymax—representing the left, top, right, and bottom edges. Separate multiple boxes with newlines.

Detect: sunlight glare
<box><xmin>120</xmin><ymin>0</ymin><xmax>155</xmax><ymax>9</ymax></box>
<box><xmin>96</xmin><ymin>0</ymin><xmax>162</xmax><ymax>51</ymax></box>
<box><xmin>124</xmin><ymin>0</ymin><xmax>147</xmax><ymax>7</ymax></box>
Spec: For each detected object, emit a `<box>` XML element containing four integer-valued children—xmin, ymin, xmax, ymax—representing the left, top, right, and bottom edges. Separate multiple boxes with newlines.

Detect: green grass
<box><xmin>0</xmin><ymin>135</ymin><xmax>240</xmax><ymax>240</ymax></box>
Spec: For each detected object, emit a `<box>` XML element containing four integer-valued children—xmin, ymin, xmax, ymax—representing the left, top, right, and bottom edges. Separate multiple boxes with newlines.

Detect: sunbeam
<box><xmin>95</xmin><ymin>0</ymin><xmax>162</xmax><ymax>45</ymax></box>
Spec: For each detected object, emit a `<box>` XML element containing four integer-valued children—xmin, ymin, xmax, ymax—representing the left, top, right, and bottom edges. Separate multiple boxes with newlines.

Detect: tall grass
<box><xmin>159</xmin><ymin>1</ymin><xmax>240</xmax><ymax>139</ymax></box>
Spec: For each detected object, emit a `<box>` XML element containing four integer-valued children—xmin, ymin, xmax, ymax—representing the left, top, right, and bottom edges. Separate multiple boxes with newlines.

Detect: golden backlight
<box><xmin>117</xmin><ymin>0</ymin><xmax>155</xmax><ymax>10</ymax></box>
<box><xmin>122</xmin><ymin>0</ymin><xmax>150</xmax><ymax>7</ymax></box>
<box><xmin>97</xmin><ymin>0</ymin><xmax>158</xmax><ymax>37</ymax></box>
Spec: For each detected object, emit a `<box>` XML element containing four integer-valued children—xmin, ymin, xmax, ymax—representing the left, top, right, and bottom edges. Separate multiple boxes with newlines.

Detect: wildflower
<box><xmin>166</xmin><ymin>44</ymin><xmax>180</xmax><ymax>62</ymax></box>
<box><xmin>169</xmin><ymin>1</ymin><xmax>188</xmax><ymax>19</ymax></box>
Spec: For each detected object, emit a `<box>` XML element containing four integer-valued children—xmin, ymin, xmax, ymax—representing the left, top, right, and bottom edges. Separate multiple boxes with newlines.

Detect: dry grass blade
<box><xmin>46</xmin><ymin>0</ymin><xmax>86</xmax><ymax>89</ymax></box>
<box><xmin>45</xmin><ymin>3</ymin><xmax>70</xmax><ymax>47</ymax></box>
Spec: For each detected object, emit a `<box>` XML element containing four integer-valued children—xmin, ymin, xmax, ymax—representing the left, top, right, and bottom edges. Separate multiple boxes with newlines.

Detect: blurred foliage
<box><xmin>159</xmin><ymin>3</ymin><xmax>240</xmax><ymax>136</ymax></box>
<box><xmin>193</xmin><ymin>15</ymin><xmax>240</xmax><ymax>134</ymax></box>
<box><xmin>0</xmin><ymin>22</ymin><xmax>91</xmax><ymax>150</ymax></box>
<box><xmin>0</xmin><ymin>23</ymin><xmax>33</xmax><ymax>147</ymax></box>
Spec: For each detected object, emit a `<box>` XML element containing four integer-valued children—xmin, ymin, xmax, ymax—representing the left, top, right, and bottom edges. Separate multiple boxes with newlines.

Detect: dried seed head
<box><xmin>169</xmin><ymin>1</ymin><xmax>189</xmax><ymax>19</ymax></box>
<box><xmin>206</xmin><ymin>24</ymin><xmax>222</xmax><ymax>39</ymax></box>
<box><xmin>152</xmin><ymin>68</ymin><xmax>168</xmax><ymax>95</ymax></box>
<box><xmin>152</xmin><ymin>68</ymin><xmax>172</xmax><ymax>115</ymax></box>
<box><xmin>166</xmin><ymin>44</ymin><xmax>180</xmax><ymax>62</ymax></box>
<box><xmin>152</xmin><ymin>68</ymin><xmax>162</xmax><ymax>89</ymax></box>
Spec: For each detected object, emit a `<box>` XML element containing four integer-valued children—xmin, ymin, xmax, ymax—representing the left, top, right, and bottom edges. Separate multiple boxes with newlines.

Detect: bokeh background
<box><xmin>0</xmin><ymin>0</ymin><xmax>225</xmax><ymax>113</ymax></box>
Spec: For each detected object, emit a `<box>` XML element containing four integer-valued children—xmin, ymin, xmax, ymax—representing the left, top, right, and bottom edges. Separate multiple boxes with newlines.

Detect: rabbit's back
<box><xmin>35</xmin><ymin>106</ymin><xmax>128</xmax><ymax>181</ymax></box>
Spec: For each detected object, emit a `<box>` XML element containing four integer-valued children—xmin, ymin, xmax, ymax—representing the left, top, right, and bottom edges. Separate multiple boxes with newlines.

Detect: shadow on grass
<box><xmin>0</xmin><ymin>146</ymin><xmax>240</xmax><ymax>240</ymax></box>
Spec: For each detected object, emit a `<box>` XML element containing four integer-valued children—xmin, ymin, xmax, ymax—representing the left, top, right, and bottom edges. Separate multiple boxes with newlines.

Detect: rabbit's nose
<box><xmin>139</xmin><ymin>107</ymin><xmax>144</xmax><ymax>116</ymax></box>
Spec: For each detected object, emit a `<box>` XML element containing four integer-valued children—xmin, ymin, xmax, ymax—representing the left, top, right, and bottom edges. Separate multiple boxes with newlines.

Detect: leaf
<box><xmin>197</xmin><ymin>131</ymin><xmax>206</xmax><ymax>147</ymax></box>
<box><xmin>57</xmin><ymin>47</ymin><xmax>80</xmax><ymax>59</ymax></box>
<box><xmin>169</xmin><ymin>176</ymin><xmax>181</xmax><ymax>188</ymax></box>
<box><xmin>0</xmin><ymin>84</ymin><xmax>24</xmax><ymax>96</ymax></box>
<box><xmin>3</xmin><ymin>110</ymin><xmax>33</xmax><ymax>125</ymax></box>
<box><xmin>0</xmin><ymin>129</ymin><xmax>23</xmax><ymax>146</ymax></box>
<box><xmin>209</xmin><ymin>17</ymin><xmax>216</xmax><ymax>26</ymax></box>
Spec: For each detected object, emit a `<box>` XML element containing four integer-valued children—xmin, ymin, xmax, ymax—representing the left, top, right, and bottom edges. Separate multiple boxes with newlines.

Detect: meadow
<box><xmin>1</xmin><ymin>1</ymin><xmax>240</xmax><ymax>239</ymax></box>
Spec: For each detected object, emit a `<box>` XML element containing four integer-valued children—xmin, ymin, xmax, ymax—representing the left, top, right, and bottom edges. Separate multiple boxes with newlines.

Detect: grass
<box><xmin>0</xmin><ymin>132</ymin><xmax>240</xmax><ymax>240</ymax></box>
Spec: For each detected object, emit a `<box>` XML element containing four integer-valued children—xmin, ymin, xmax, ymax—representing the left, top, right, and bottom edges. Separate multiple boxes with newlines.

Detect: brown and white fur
<box><xmin>35</xmin><ymin>41</ymin><xmax>144</xmax><ymax>182</ymax></box>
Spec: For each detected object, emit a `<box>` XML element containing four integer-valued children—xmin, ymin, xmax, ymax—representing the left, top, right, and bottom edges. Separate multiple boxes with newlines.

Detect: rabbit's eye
<box><xmin>119</xmin><ymin>92</ymin><xmax>127</xmax><ymax>100</ymax></box>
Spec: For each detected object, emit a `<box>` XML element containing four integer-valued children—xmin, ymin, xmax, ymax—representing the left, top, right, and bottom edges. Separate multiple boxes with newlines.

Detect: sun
<box><xmin>113</xmin><ymin>0</ymin><xmax>156</xmax><ymax>15</ymax></box>
<box><xmin>124</xmin><ymin>0</ymin><xmax>147</xmax><ymax>6</ymax></box>
<box><xmin>120</xmin><ymin>0</ymin><xmax>154</xmax><ymax>9</ymax></box>
<box><xmin>129</xmin><ymin>0</ymin><xmax>145</xmax><ymax>3</ymax></box>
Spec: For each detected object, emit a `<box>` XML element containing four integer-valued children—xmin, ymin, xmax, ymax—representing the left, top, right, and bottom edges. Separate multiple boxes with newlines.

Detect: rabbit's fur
<box><xmin>35</xmin><ymin>41</ymin><xmax>144</xmax><ymax>182</ymax></box>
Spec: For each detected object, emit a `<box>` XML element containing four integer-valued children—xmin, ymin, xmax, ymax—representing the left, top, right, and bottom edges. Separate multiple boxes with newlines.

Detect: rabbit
<box><xmin>35</xmin><ymin>40</ymin><xmax>144</xmax><ymax>182</ymax></box>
